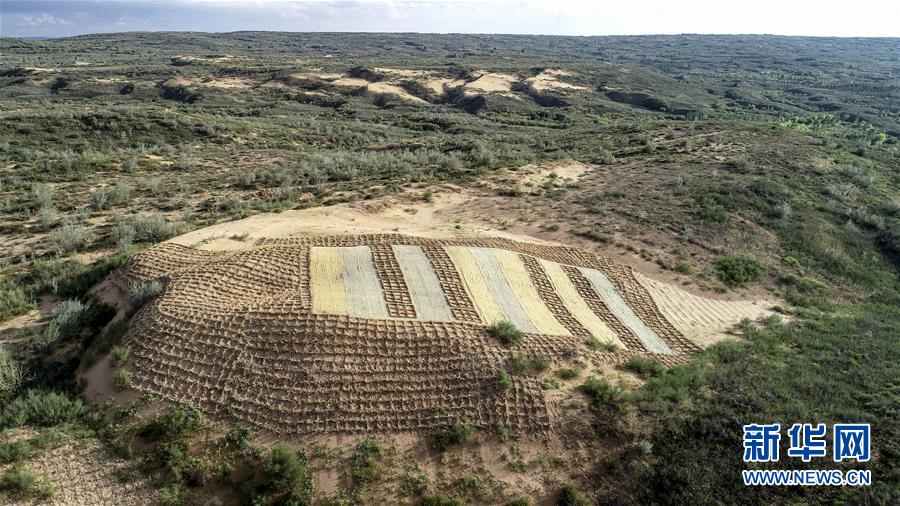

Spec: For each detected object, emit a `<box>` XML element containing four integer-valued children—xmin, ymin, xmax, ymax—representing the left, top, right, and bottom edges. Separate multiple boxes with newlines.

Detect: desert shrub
<box><xmin>30</xmin><ymin>183</ymin><xmax>53</xmax><ymax>209</ymax></box>
<box><xmin>715</xmin><ymin>255</ymin><xmax>764</xmax><ymax>287</ymax></box>
<box><xmin>487</xmin><ymin>321</ymin><xmax>523</xmax><ymax>346</ymax></box>
<box><xmin>0</xmin><ymin>464</ymin><xmax>53</xmax><ymax>499</ymax></box>
<box><xmin>579</xmin><ymin>376</ymin><xmax>626</xmax><ymax>416</ymax></box>
<box><xmin>262</xmin><ymin>443</ymin><xmax>313</xmax><ymax>499</ymax></box>
<box><xmin>399</xmin><ymin>464</ymin><xmax>430</xmax><ymax>496</ymax></box>
<box><xmin>50</xmin><ymin>299</ymin><xmax>86</xmax><ymax>339</ymax></box>
<box><xmin>131</xmin><ymin>214</ymin><xmax>178</xmax><ymax>243</ymax></box>
<box><xmin>126</xmin><ymin>280</ymin><xmax>163</xmax><ymax>309</ymax></box>
<box><xmin>113</xmin><ymin>369</ymin><xmax>132</xmax><ymax>390</ymax></box>
<box><xmin>217</xmin><ymin>425</ymin><xmax>253</xmax><ymax>451</ymax></box>
<box><xmin>0</xmin><ymin>347</ymin><xmax>25</xmax><ymax>399</ymax></box>
<box><xmin>557</xmin><ymin>483</ymin><xmax>588</xmax><ymax>506</ymax></box>
<box><xmin>510</xmin><ymin>353</ymin><xmax>550</xmax><ymax>375</ymax></box>
<box><xmin>497</xmin><ymin>186</ymin><xmax>523</xmax><ymax>197</ymax></box>
<box><xmin>421</xmin><ymin>493</ymin><xmax>463</xmax><ymax>506</ymax></box>
<box><xmin>0</xmin><ymin>440</ymin><xmax>32</xmax><ymax>464</ymax></box>
<box><xmin>158</xmin><ymin>483</ymin><xmax>189</xmax><ymax>506</ymax></box>
<box><xmin>0</xmin><ymin>390</ymin><xmax>85</xmax><ymax>428</ymax></box>
<box><xmin>109</xmin><ymin>345</ymin><xmax>129</xmax><ymax>367</ymax></box>
<box><xmin>49</xmin><ymin>224</ymin><xmax>94</xmax><ymax>253</ymax></box>
<box><xmin>618</xmin><ymin>356</ymin><xmax>664</xmax><ymax>379</ymax></box>
<box><xmin>90</xmin><ymin>189</ymin><xmax>110</xmax><ymax>210</ymax></box>
<box><xmin>38</xmin><ymin>206</ymin><xmax>58</xmax><ymax>229</ymax></box>
<box><xmin>555</xmin><ymin>367</ymin><xmax>580</xmax><ymax>380</ymax></box>
<box><xmin>122</xmin><ymin>158</ymin><xmax>137</xmax><ymax>171</ymax></box>
<box><xmin>430</xmin><ymin>421</ymin><xmax>475</xmax><ymax>452</ymax></box>
<box><xmin>0</xmin><ymin>286</ymin><xmax>33</xmax><ymax>321</ymax></box>
<box><xmin>498</xmin><ymin>370</ymin><xmax>513</xmax><ymax>389</ymax></box>
<box><xmin>138</xmin><ymin>403</ymin><xmax>204</xmax><ymax>442</ymax></box>
<box><xmin>506</xmin><ymin>498</ymin><xmax>530</xmax><ymax>506</ymax></box>
<box><xmin>351</xmin><ymin>438</ymin><xmax>383</xmax><ymax>495</ymax></box>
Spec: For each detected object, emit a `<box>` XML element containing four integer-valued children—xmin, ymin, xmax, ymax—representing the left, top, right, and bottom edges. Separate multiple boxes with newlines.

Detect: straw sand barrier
<box><xmin>493</xmin><ymin>249</ymin><xmax>570</xmax><ymax>336</ymax></box>
<box><xmin>579</xmin><ymin>267</ymin><xmax>675</xmax><ymax>355</ymax></box>
<box><xmin>468</xmin><ymin>247</ymin><xmax>540</xmax><ymax>333</ymax></box>
<box><xmin>393</xmin><ymin>245</ymin><xmax>455</xmax><ymax>321</ymax></box>
<box><xmin>310</xmin><ymin>247</ymin><xmax>348</xmax><ymax>315</ymax></box>
<box><xmin>339</xmin><ymin>246</ymin><xmax>390</xmax><ymax>319</ymax></box>
<box><xmin>539</xmin><ymin>258</ymin><xmax>622</xmax><ymax>347</ymax></box>
<box><xmin>445</xmin><ymin>246</ymin><xmax>508</xmax><ymax>325</ymax></box>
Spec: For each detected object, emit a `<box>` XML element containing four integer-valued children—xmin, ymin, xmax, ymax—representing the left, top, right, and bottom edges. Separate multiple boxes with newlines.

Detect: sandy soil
<box><xmin>524</xmin><ymin>69</ymin><xmax>586</xmax><ymax>92</ymax></box>
<box><xmin>464</xmin><ymin>72</ymin><xmax>518</xmax><ymax>93</ymax></box>
<box><xmin>364</xmin><ymin>82</ymin><xmax>427</xmax><ymax>103</ymax></box>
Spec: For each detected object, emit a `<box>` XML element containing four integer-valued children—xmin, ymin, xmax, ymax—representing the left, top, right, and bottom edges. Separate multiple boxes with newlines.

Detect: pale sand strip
<box><xmin>445</xmin><ymin>246</ymin><xmax>507</xmax><ymax>325</ymax></box>
<box><xmin>539</xmin><ymin>259</ymin><xmax>623</xmax><ymax>346</ymax></box>
<box><xmin>578</xmin><ymin>267</ymin><xmax>675</xmax><ymax>355</ymax></box>
<box><xmin>309</xmin><ymin>247</ymin><xmax>348</xmax><ymax>315</ymax></box>
<box><xmin>634</xmin><ymin>272</ymin><xmax>775</xmax><ymax>348</ymax></box>
<box><xmin>468</xmin><ymin>247</ymin><xmax>539</xmax><ymax>333</ymax></box>
<box><xmin>339</xmin><ymin>246</ymin><xmax>390</xmax><ymax>319</ymax></box>
<box><xmin>493</xmin><ymin>250</ymin><xmax>570</xmax><ymax>336</ymax></box>
<box><xmin>392</xmin><ymin>245</ymin><xmax>455</xmax><ymax>322</ymax></box>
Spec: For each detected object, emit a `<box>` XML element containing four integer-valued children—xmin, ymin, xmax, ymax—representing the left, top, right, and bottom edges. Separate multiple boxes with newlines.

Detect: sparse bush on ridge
<box><xmin>126</xmin><ymin>280</ymin><xmax>163</xmax><ymax>310</ymax></box>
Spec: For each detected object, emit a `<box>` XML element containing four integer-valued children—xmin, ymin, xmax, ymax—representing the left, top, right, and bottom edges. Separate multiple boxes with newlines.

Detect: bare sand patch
<box><xmin>364</xmin><ymin>82</ymin><xmax>427</xmax><ymax>103</ymax></box>
<box><xmin>464</xmin><ymin>72</ymin><xmax>518</xmax><ymax>93</ymax></box>
<box><xmin>524</xmin><ymin>69</ymin><xmax>587</xmax><ymax>92</ymax></box>
<box><xmin>423</xmin><ymin>77</ymin><xmax>466</xmax><ymax>94</ymax></box>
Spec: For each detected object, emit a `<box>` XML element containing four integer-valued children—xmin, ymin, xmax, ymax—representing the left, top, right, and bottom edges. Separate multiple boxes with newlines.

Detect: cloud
<box><xmin>16</xmin><ymin>12</ymin><xmax>73</xmax><ymax>27</ymax></box>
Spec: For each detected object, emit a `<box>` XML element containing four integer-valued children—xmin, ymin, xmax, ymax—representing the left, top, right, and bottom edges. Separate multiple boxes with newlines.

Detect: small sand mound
<box><xmin>363</xmin><ymin>82</ymin><xmax>427</xmax><ymax>103</ymax></box>
<box><xmin>96</xmin><ymin>225</ymin><xmax>780</xmax><ymax>439</ymax></box>
<box><xmin>464</xmin><ymin>72</ymin><xmax>518</xmax><ymax>93</ymax></box>
<box><xmin>524</xmin><ymin>69</ymin><xmax>586</xmax><ymax>92</ymax></box>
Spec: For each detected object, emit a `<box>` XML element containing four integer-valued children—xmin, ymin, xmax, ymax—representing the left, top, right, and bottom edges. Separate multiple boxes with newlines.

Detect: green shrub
<box><xmin>351</xmin><ymin>438</ymin><xmax>383</xmax><ymax>494</ymax></box>
<box><xmin>0</xmin><ymin>390</ymin><xmax>85</xmax><ymax>428</ymax></box>
<box><xmin>0</xmin><ymin>464</ymin><xmax>52</xmax><ymax>499</ymax></box>
<box><xmin>498</xmin><ymin>370</ymin><xmax>513</xmax><ymax>389</ymax></box>
<box><xmin>487</xmin><ymin>321</ymin><xmax>523</xmax><ymax>346</ymax></box>
<box><xmin>138</xmin><ymin>403</ymin><xmax>204</xmax><ymax>442</ymax></box>
<box><xmin>507</xmin><ymin>498</ymin><xmax>530</xmax><ymax>506</ymax></box>
<box><xmin>49</xmin><ymin>224</ymin><xmax>94</xmax><ymax>254</ymax></box>
<box><xmin>0</xmin><ymin>440</ymin><xmax>32</xmax><ymax>464</ymax></box>
<box><xmin>217</xmin><ymin>425</ymin><xmax>253</xmax><ymax>451</ymax></box>
<box><xmin>511</xmin><ymin>353</ymin><xmax>550</xmax><ymax>375</ymax></box>
<box><xmin>263</xmin><ymin>443</ymin><xmax>312</xmax><ymax>498</ymax></box>
<box><xmin>430</xmin><ymin>421</ymin><xmax>475</xmax><ymax>452</ymax></box>
<box><xmin>714</xmin><ymin>255</ymin><xmax>764</xmax><ymax>287</ymax></box>
<box><xmin>578</xmin><ymin>376</ymin><xmax>626</xmax><ymax>415</ymax></box>
<box><xmin>618</xmin><ymin>356</ymin><xmax>664</xmax><ymax>379</ymax></box>
<box><xmin>159</xmin><ymin>483</ymin><xmax>189</xmax><ymax>506</ymax></box>
<box><xmin>557</xmin><ymin>483</ymin><xmax>588</xmax><ymax>506</ymax></box>
<box><xmin>0</xmin><ymin>347</ymin><xmax>25</xmax><ymax>399</ymax></box>
<box><xmin>555</xmin><ymin>367</ymin><xmax>581</xmax><ymax>380</ymax></box>
<box><xmin>421</xmin><ymin>493</ymin><xmax>462</xmax><ymax>506</ymax></box>
<box><xmin>126</xmin><ymin>280</ymin><xmax>163</xmax><ymax>309</ymax></box>
<box><xmin>50</xmin><ymin>299</ymin><xmax>87</xmax><ymax>339</ymax></box>
<box><xmin>30</xmin><ymin>183</ymin><xmax>53</xmax><ymax>209</ymax></box>
<box><xmin>109</xmin><ymin>345</ymin><xmax>129</xmax><ymax>367</ymax></box>
<box><xmin>113</xmin><ymin>369</ymin><xmax>132</xmax><ymax>390</ymax></box>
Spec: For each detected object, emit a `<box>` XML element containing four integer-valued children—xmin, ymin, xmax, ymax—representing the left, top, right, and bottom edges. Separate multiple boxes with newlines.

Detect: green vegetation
<box><xmin>262</xmin><ymin>443</ymin><xmax>313</xmax><ymax>503</ymax></box>
<box><xmin>715</xmin><ymin>255</ymin><xmax>765</xmax><ymax>287</ymax></box>
<box><xmin>487</xmin><ymin>321</ymin><xmax>524</xmax><ymax>346</ymax></box>
<box><xmin>430</xmin><ymin>421</ymin><xmax>475</xmax><ymax>452</ymax></box>
<box><xmin>510</xmin><ymin>353</ymin><xmax>550</xmax><ymax>375</ymax></box>
<box><xmin>617</xmin><ymin>356</ymin><xmax>664</xmax><ymax>379</ymax></box>
<box><xmin>0</xmin><ymin>465</ymin><xmax>54</xmax><ymax>500</ymax></box>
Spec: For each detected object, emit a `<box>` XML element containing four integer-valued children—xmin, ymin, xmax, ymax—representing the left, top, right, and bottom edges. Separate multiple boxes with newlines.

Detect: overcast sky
<box><xmin>2</xmin><ymin>0</ymin><xmax>899</xmax><ymax>38</ymax></box>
